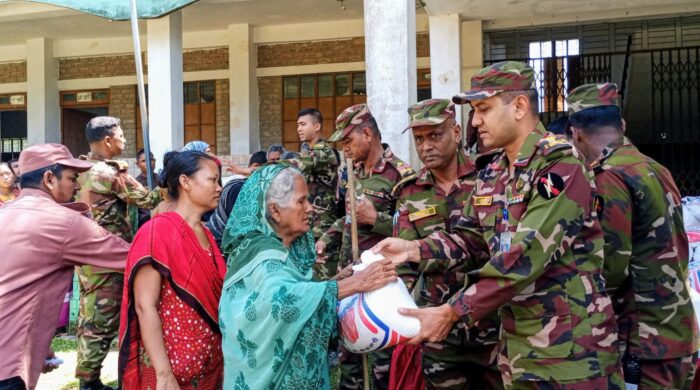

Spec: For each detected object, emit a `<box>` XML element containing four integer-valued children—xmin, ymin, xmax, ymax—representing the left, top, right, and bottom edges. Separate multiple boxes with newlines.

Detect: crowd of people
<box><xmin>0</xmin><ymin>60</ymin><xmax>698</xmax><ymax>390</ymax></box>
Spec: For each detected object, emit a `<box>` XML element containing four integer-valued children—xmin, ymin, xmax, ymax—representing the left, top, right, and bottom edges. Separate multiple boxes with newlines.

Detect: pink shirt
<box><xmin>0</xmin><ymin>189</ymin><xmax>130</xmax><ymax>389</ymax></box>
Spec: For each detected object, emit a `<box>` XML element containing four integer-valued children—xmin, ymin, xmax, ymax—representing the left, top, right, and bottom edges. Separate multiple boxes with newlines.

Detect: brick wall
<box><xmin>0</xmin><ymin>62</ymin><xmax>27</xmax><ymax>83</ymax></box>
<box><xmin>257</xmin><ymin>33</ymin><xmax>430</xmax><ymax>68</ymax></box>
<box><xmin>257</xmin><ymin>76</ymin><xmax>282</xmax><ymax>149</ymax></box>
<box><xmin>60</xmin><ymin>55</ymin><xmax>139</xmax><ymax>80</ymax></box>
<box><xmin>109</xmin><ymin>85</ymin><xmax>137</xmax><ymax>158</ymax></box>
<box><xmin>59</xmin><ymin>48</ymin><xmax>227</xmax><ymax>80</ymax></box>
<box><xmin>184</xmin><ymin>48</ymin><xmax>228</xmax><ymax>72</ymax></box>
<box><xmin>215</xmin><ymin>79</ymin><xmax>230</xmax><ymax>155</ymax></box>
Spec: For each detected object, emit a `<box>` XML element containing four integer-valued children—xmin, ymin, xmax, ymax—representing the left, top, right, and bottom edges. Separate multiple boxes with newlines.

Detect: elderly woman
<box><xmin>119</xmin><ymin>150</ymin><xmax>225</xmax><ymax>389</ymax></box>
<box><xmin>219</xmin><ymin>164</ymin><xmax>396</xmax><ymax>389</ymax></box>
<box><xmin>0</xmin><ymin>162</ymin><xmax>19</xmax><ymax>206</ymax></box>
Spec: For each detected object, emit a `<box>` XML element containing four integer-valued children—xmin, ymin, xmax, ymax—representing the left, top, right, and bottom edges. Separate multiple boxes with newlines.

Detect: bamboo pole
<box><xmin>345</xmin><ymin>157</ymin><xmax>370</xmax><ymax>390</ymax></box>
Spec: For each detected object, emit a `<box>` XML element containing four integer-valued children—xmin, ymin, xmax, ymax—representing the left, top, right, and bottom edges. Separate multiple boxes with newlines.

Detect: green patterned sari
<box><xmin>219</xmin><ymin>164</ymin><xmax>338</xmax><ymax>389</ymax></box>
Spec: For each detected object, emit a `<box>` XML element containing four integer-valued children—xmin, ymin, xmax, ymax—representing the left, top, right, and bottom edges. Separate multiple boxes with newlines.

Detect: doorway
<box><xmin>62</xmin><ymin>107</ymin><xmax>108</xmax><ymax>157</ymax></box>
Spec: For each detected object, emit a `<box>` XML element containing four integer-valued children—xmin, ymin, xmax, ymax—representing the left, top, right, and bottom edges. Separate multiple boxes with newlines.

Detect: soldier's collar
<box><xmin>513</xmin><ymin>123</ymin><xmax>547</xmax><ymax>167</ymax></box>
<box><xmin>415</xmin><ymin>152</ymin><xmax>475</xmax><ymax>186</ymax></box>
<box><xmin>360</xmin><ymin>143</ymin><xmax>393</xmax><ymax>175</ymax></box>
<box><xmin>86</xmin><ymin>151</ymin><xmax>108</xmax><ymax>162</ymax></box>
<box><xmin>591</xmin><ymin>136</ymin><xmax>632</xmax><ymax>168</ymax></box>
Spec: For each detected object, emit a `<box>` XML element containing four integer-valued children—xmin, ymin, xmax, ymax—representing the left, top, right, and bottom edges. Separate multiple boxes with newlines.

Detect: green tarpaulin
<box><xmin>14</xmin><ymin>0</ymin><xmax>198</xmax><ymax>20</ymax></box>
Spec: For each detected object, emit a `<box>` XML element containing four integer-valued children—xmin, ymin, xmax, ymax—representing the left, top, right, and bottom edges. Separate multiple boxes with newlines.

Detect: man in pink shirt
<box><xmin>0</xmin><ymin>144</ymin><xmax>130</xmax><ymax>390</ymax></box>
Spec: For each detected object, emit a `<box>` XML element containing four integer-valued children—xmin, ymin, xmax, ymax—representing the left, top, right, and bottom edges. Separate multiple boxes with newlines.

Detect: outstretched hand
<box><xmin>370</xmin><ymin>237</ymin><xmax>420</xmax><ymax>265</ymax></box>
<box><xmin>398</xmin><ymin>304</ymin><xmax>460</xmax><ymax>344</ymax></box>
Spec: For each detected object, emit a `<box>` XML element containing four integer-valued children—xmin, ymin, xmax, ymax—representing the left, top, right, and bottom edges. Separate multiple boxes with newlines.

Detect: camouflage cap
<box><xmin>566</xmin><ymin>82</ymin><xmax>619</xmax><ymax>114</ymax></box>
<box><xmin>452</xmin><ymin>61</ymin><xmax>536</xmax><ymax>104</ymax></box>
<box><xmin>329</xmin><ymin>103</ymin><xmax>373</xmax><ymax>142</ymax></box>
<box><xmin>402</xmin><ymin>99</ymin><xmax>455</xmax><ymax>133</ymax></box>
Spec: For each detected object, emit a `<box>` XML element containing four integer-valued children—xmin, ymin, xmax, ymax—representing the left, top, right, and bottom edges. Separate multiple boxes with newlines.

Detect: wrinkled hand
<box><xmin>354</xmin><ymin>197</ymin><xmax>378</xmax><ymax>225</ymax></box>
<box><xmin>41</xmin><ymin>349</ymin><xmax>59</xmax><ymax>374</ymax></box>
<box><xmin>333</xmin><ymin>264</ymin><xmax>354</xmax><ymax>281</ymax></box>
<box><xmin>399</xmin><ymin>304</ymin><xmax>460</xmax><ymax>344</ymax></box>
<box><xmin>351</xmin><ymin>259</ymin><xmax>397</xmax><ymax>292</ymax></box>
<box><xmin>371</xmin><ymin>237</ymin><xmax>420</xmax><ymax>265</ymax></box>
<box><xmin>315</xmin><ymin>241</ymin><xmax>328</xmax><ymax>264</ymax></box>
<box><xmin>156</xmin><ymin>372</ymin><xmax>181</xmax><ymax>390</ymax></box>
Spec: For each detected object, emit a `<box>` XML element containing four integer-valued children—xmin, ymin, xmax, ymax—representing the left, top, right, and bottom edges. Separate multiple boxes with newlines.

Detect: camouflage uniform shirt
<box><xmin>287</xmin><ymin>138</ymin><xmax>340</xmax><ymax>239</ymax></box>
<box><xmin>593</xmin><ymin>136</ymin><xmax>699</xmax><ymax>359</ymax></box>
<box><xmin>77</xmin><ymin>153</ymin><xmax>161</xmax><ymax>261</ymax></box>
<box><xmin>418</xmin><ymin>125</ymin><xmax>621</xmax><ymax>385</ymax></box>
<box><xmin>320</xmin><ymin>144</ymin><xmax>416</xmax><ymax>269</ymax></box>
<box><xmin>395</xmin><ymin>152</ymin><xmax>500</xmax><ymax>348</ymax></box>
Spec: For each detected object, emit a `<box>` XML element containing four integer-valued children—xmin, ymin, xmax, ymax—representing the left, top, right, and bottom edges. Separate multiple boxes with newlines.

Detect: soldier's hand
<box><xmin>371</xmin><ymin>238</ymin><xmax>421</xmax><ymax>264</ymax></box>
<box><xmin>355</xmin><ymin>196</ymin><xmax>378</xmax><ymax>225</ymax></box>
<box><xmin>399</xmin><ymin>304</ymin><xmax>460</xmax><ymax>344</ymax></box>
<box><xmin>315</xmin><ymin>241</ymin><xmax>328</xmax><ymax>264</ymax></box>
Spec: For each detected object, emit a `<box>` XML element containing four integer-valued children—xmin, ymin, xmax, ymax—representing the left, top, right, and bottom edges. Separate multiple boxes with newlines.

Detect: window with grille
<box><xmin>528</xmin><ymin>39</ymin><xmax>580</xmax><ymax>113</ymax></box>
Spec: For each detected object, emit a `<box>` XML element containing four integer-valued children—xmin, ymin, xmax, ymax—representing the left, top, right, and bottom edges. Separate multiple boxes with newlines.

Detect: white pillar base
<box><xmin>26</xmin><ymin>37</ymin><xmax>60</xmax><ymax>146</ymax></box>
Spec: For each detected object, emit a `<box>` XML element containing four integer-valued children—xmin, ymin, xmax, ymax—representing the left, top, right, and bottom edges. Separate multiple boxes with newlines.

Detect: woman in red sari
<box><xmin>118</xmin><ymin>150</ymin><xmax>225</xmax><ymax>390</ymax></box>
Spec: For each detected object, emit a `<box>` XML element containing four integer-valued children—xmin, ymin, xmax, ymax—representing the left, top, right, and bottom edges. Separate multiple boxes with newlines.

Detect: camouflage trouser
<box><xmin>312</xmin><ymin>234</ymin><xmax>340</xmax><ymax>281</ymax></box>
<box><xmin>508</xmin><ymin>373</ymin><xmax>625</xmax><ymax>390</ymax></box>
<box><xmin>338</xmin><ymin>346</ymin><xmax>393</xmax><ymax>390</ymax></box>
<box><xmin>75</xmin><ymin>269</ymin><xmax>123</xmax><ymax>381</ymax></box>
<box><xmin>637</xmin><ymin>353</ymin><xmax>698</xmax><ymax>390</ymax></box>
<box><xmin>422</xmin><ymin>327</ymin><xmax>502</xmax><ymax>390</ymax></box>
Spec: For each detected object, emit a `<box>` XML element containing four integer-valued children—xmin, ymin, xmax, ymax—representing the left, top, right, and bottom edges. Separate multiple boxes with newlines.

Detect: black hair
<box><xmin>499</xmin><ymin>89</ymin><xmax>539</xmax><ymax>117</ymax></box>
<box><xmin>297</xmin><ymin>108</ymin><xmax>323</xmax><ymax>126</ymax></box>
<box><xmin>85</xmin><ymin>116</ymin><xmax>120</xmax><ymax>144</ymax></box>
<box><xmin>20</xmin><ymin>164</ymin><xmax>65</xmax><ymax>189</ymax></box>
<box><xmin>136</xmin><ymin>148</ymin><xmax>154</xmax><ymax>161</ymax></box>
<box><xmin>249</xmin><ymin>151</ymin><xmax>268</xmax><ymax>166</ymax></box>
<box><xmin>159</xmin><ymin>150</ymin><xmax>216</xmax><ymax>200</ymax></box>
<box><xmin>567</xmin><ymin>105</ymin><xmax>623</xmax><ymax>134</ymax></box>
<box><xmin>7</xmin><ymin>159</ymin><xmax>18</xmax><ymax>177</ymax></box>
<box><xmin>547</xmin><ymin>116</ymin><xmax>569</xmax><ymax>135</ymax></box>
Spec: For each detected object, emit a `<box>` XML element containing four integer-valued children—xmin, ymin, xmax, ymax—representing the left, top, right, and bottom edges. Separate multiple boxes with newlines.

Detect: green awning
<box><xmin>18</xmin><ymin>0</ymin><xmax>199</xmax><ymax>20</ymax></box>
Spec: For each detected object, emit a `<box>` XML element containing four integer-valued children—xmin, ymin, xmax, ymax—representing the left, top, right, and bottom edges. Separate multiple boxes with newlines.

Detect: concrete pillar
<box><xmin>429</xmin><ymin>14</ymin><xmax>462</xmax><ymax>122</ymax></box>
<box><xmin>147</xmin><ymin>12</ymin><xmax>184</xmax><ymax>169</ymax></box>
<box><xmin>364</xmin><ymin>0</ymin><xmax>418</xmax><ymax>167</ymax></box>
<box><xmin>26</xmin><ymin>37</ymin><xmax>60</xmax><ymax>145</ymax></box>
<box><xmin>228</xmin><ymin>24</ymin><xmax>259</xmax><ymax>155</ymax></box>
<box><xmin>460</xmin><ymin>21</ymin><xmax>484</xmax><ymax>124</ymax></box>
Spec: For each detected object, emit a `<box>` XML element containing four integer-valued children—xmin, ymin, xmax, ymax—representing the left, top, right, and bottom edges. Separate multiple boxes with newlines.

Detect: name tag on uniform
<box><xmin>473</xmin><ymin>196</ymin><xmax>493</xmax><ymax>206</ymax></box>
<box><xmin>408</xmin><ymin>207</ymin><xmax>436</xmax><ymax>222</ymax></box>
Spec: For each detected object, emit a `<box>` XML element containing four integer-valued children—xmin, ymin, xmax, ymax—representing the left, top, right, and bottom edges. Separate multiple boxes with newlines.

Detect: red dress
<box><xmin>137</xmin><ymin>282</ymin><xmax>223</xmax><ymax>389</ymax></box>
<box><xmin>119</xmin><ymin>212</ymin><xmax>226</xmax><ymax>390</ymax></box>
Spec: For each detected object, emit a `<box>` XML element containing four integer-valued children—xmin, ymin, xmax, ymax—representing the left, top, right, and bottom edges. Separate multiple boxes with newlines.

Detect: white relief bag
<box><xmin>337</xmin><ymin>251</ymin><xmax>421</xmax><ymax>353</ymax></box>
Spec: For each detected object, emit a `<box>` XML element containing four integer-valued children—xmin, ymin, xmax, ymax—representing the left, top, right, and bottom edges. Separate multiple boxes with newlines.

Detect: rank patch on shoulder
<box><xmin>536</xmin><ymin>173</ymin><xmax>565</xmax><ymax>199</ymax></box>
<box><xmin>473</xmin><ymin>196</ymin><xmax>493</xmax><ymax>206</ymax></box>
<box><xmin>409</xmin><ymin>207</ymin><xmax>436</xmax><ymax>222</ymax></box>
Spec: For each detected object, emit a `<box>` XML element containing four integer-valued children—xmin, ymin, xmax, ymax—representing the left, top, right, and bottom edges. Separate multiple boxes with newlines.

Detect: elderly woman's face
<box><xmin>273</xmin><ymin>176</ymin><xmax>313</xmax><ymax>240</ymax></box>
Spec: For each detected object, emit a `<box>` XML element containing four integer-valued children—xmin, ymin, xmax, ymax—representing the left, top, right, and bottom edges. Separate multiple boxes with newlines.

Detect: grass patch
<box><xmin>51</xmin><ymin>337</ymin><xmax>78</xmax><ymax>353</ymax></box>
<box><xmin>59</xmin><ymin>379</ymin><xmax>117</xmax><ymax>390</ymax></box>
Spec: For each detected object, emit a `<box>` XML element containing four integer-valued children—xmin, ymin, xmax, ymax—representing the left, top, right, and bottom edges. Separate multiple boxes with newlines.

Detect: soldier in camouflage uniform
<box><xmin>75</xmin><ymin>116</ymin><xmax>161</xmax><ymax>390</ymax></box>
<box><xmin>566</xmin><ymin>83</ymin><xmax>699</xmax><ymax>389</ymax></box>
<box><xmin>319</xmin><ymin>104</ymin><xmax>416</xmax><ymax>390</ymax></box>
<box><xmin>286</xmin><ymin>108</ymin><xmax>341</xmax><ymax>280</ymax></box>
<box><xmin>394</xmin><ymin>99</ymin><xmax>502</xmax><ymax>389</ymax></box>
<box><xmin>373</xmin><ymin>61</ymin><xmax>624</xmax><ymax>389</ymax></box>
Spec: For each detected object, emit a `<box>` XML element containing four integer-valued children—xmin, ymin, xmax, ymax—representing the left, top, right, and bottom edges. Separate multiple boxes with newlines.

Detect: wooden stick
<box><xmin>346</xmin><ymin>157</ymin><xmax>370</xmax><ymax>390</ymax></box>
